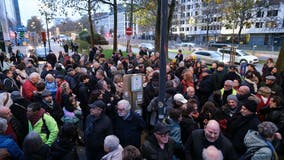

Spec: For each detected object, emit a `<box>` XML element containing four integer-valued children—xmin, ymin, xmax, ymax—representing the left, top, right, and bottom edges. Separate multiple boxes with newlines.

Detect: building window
<box><xmin>186</xmin><ymin>27</ymin><xmax>189</xmax><ymax>31</ymax></box>
<box><xmin>187</xmin><ymin>12</ymin><xmax>190</xmax><ymax>16</ymax></box>
<box><xmin>267</xmin><ymin>10</ymin><xmax>278</xmax><ymax>17</ymax></box>
<box><xmin>187</xmin><ymin>5</ymin><xmax>191</xmax><ymax>9</ymax></box>
<box><xmin>255</xmin><ymin>22</ymin><xmax>263</xmax><ymax>28</ymax></box>
<box><xmin>194</xmin><ymin>26</ymin><xmax>197</xmax><ymax>31</ymax></box>
<box><xmin>195</xmin><ymin>11</ymin><xmax>199</xmax><ymax>16</ymax></box>
<box><xmin>265</xmin><ymin>21</ymin><xmax>277</xmax><ymax>28</ymax></box>
<box><xmin>180</xmin><ymin>27</ymin><xmax>184</xmax><ymax>31</ymax></box>
<box><xmin>256</xmin><ymin>11</ymin><xmax>264</xmax><ymax>17</ymax></box>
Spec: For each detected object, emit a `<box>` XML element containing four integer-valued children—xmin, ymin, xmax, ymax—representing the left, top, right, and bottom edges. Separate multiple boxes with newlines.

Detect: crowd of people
<box><xmin>0</xmin><ymin>44</ymin><xmax>283</xmax><ymax>160</ymax></box>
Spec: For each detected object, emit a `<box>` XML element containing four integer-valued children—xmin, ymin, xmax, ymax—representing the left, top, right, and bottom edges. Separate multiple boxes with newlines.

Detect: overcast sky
<box><xmin>19</xmin><ymin>0</ymin><xmax>110</xmax><ymax>26</ymax></box>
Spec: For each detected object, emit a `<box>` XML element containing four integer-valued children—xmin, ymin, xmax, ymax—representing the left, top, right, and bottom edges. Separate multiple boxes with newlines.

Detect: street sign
<box><xmin>126</xmin><ymin>27</ymin><xmax>133</xmax><ymax>36</ymax></box>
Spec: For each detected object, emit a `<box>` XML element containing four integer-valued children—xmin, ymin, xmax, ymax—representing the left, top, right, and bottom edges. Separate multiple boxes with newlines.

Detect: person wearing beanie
<box><xmin>222</xmin><ymin>94</ymin><xmax>240</xmax><ymax>119</ymax></box>
<box><xmin>226</xmin><ymin>98</ymin><xmax>260</xmax><ymax>157</ymax></box>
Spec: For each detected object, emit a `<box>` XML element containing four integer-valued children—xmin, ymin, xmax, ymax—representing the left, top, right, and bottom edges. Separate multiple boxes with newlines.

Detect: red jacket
<box><xmin>22</xmin><ymin>80</ymin><xmax>37</xmax><ymax>101</ymax></box>
<box><xmin>256</xmin><ymin>94</ymin><xmax>271</xmax><ymax>121</ymax></box>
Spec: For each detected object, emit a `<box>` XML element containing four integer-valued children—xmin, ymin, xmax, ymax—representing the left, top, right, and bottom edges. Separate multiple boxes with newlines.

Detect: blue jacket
<box><xmin>0</xmin><ymin>135</ymin><xmax>23</xmax><ymax>159</ymax></box>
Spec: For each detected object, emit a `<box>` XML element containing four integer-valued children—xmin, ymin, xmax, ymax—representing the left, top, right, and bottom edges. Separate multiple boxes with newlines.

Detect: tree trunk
<box><xmin>238</xmin><ymin>23</ymin><xmax>243</xmax><ymax>44</ymax></box>
<box><xmin>155</xmin><ymin>0</ymin><xmax>161</xmax><ymax>54</ymax></box>
<box><xmin>126</xmin><ymin>0</ymin><xmax>134</xmax><ymax>53</ymax></box>
<box><xmin>276</xmin><ymin>42</ymin><xmax>284</xmax><ymax>72</ymax></box>
<box><xmin>113</xmin><ymin>0</ymin><xmax>118</xmax><ymax>52</ymax></box>
<box><xmin>88</xmin><ymin>0</ymin><xmax>95</xmax><ymax>47</ymax></box>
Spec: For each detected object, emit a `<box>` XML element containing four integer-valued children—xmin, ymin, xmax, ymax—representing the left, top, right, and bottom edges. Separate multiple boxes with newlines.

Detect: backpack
<box><xmin>41</xmin><ymin>114</ymin><xmax>50</xmax><ymax>140</ymax></box>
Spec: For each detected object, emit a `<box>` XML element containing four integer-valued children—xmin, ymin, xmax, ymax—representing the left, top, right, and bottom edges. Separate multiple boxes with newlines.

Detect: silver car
<box><xmin>35</xmin><ymin>47</ymin><xmax>50</xmax><ymax>61</ymax></box>
<box><xmin>192</xmin><ymin>50</ymin><xmax>229</xmax><ymax>64</ymax></box>
<box><xmin>217</xmin><ymin>48</ymin><xmax>259</xmax><ymax>64</ymax></box>
<box><xmin>138</xmin><ymin>43</ymin><xmax>155</xmax><ymax>52</ymax></box>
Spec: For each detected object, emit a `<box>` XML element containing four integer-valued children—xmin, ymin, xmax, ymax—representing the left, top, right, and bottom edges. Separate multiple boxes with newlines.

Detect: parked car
<box><xmin>191</xmin><ymin>50</ymin><xmax>229</xmax><ymax>64</ymax></box>
<box><xmin>35</xmin><ymin>47</ymin><xmax>50</xmax><ymax>61</ymax></box>
<box><xmin>175</xmin><ymin>42</ymin><xmax>203</xmax><ymax>51</ymax></box>
<box><xmin>208</xmin><ymin>43</ymin><xmax>232</xmax><ymax>49</ymax></box>
<box><xmin>138</xmin><ymin>43</ymin><xmax>155</xmax><ymax>52</ymax></box>
<box><xmin>217</xmin><ymin>48</ymin><xmax>259</xmax><ymax>64</ymax></box>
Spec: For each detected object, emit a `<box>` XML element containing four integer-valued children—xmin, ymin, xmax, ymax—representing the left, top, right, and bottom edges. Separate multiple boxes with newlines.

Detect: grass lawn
<box><xmin>102</xmin><ymin>49</ymin><xmax>128</xmax><ymax>59</ymax></box>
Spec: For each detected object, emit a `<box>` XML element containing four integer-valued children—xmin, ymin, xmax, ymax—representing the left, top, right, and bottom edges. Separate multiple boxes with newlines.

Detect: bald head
<box><xmin>238</xmin><ymin>86</ymin><xmax>250</xmax><ymax>95</ymax></box>
<box><xmin>204</xmin><ymin>120</ymin><xmax>220</xmax><ymax>142</ymax></box>
<box><xmin>202</xmin><ymin>145</ymin><xmax>223</xmax><ymax>160</ymax></box>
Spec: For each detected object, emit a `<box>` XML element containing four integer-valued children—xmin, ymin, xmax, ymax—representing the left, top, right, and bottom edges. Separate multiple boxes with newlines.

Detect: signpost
<box><xmin>41</xmin><ymin>32</ymin><xmax>47</xmax><ymax>57</ymax></box>
<box><xmin>125</xmin><ymin>27</ymin><xmax>133</xmax><ymax>53</ymax></box>
<box><xmin>126</xmin><ymin>27</ymin><xmax>133</xmax><ymax>36</ymax></box>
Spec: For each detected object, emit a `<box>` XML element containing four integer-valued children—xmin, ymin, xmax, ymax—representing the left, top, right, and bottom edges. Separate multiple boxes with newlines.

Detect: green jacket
<box><xmin>28</xmin><ymin>114</ymin><xmax>59</xmax><ymax>146</ymax></box>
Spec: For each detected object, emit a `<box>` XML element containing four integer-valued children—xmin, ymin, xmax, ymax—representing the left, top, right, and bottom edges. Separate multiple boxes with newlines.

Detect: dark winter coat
<box><xmin>112</xmin><ymin>112</ymin><xmax>146</xmax><ymax>148</ymax></box>
<box><xmin>41</xmin><ymin>101</ymin><xmax>64</xmax><ymax>126</ymax></box>
<box><xmin>46</xmin><ymin>53</ymin><xmax>57</xmax><ymax>68</ymax></box>
<box><xmin>180</xmin><ymin>117</ymin><xmax>199</xmax><ymax>145</ymax></box>
<box><xmin>49</xmin><ymin>138</ymin><xmax>78</xmax><ymax>160</ymax></box>
<box><xmin>226</xmin><ymin>113</ymin><xmax>260</xmax><ymax>156</ymax></box>
<box><xmin>196</xmin><ymin>75</ymin><xmax>215</xmax><ymax>106</ymax></box>
<box><xmin>184</xmin><ymin>129</ymin><xmax>238</xmax><ymax>160</ymax></box>
<box><xmin>141</xmin><ymin>134</ymin><xmax>176</xmax><ymax>160</ymax></box>
<box><xmin>84</xmin><ymin>113</ymin><xmax>113</xmax><ymax>160</ymax></box>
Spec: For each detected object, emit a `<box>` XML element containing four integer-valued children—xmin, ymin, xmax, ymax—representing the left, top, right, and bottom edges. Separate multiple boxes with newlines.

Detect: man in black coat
<box><xmin>112</xmin><ymin>99</ymin><xmax>146</xmax><ymax>148</ymax></box>
<box><xmin>184</xmin><ymin>120</ymin><xmax>238</xmax><ymax>160</ymax></box>
<box><xmin>141</xmin><ymin>122</ymin><xmax>176</xmax><ymax>160</ymax></box>
<box><xmin>40</xmin><ymin>90</ymin><xmax>63</xmax><ymax>126</ymax></box>
<box><xmin>10</xmin><ymin>91</ymin><xmax>30</xmax><ymax>146</ymax></box>
<box><xmin>78</xmin><ymin>74</ymin><xmax>90</xmax><ymax>120</ymax></box>
<box><xmin>196</xmin><ymin>70</ymin><xmax>215</xmax><ymax>107</ymax></box>
<box><xmin>46</xmin><ymin>52</ymin><xmax>57</xmax><ymax>68</ymax></box>
<box><xmin>226</xmin><ymin>99</ymin><xmax>260</xmax><ymax>157</ymax></box>
<box><xmin>84</xmin><ymin>100</ymin><xmax>113</xmax><ymax>160</ymax></box>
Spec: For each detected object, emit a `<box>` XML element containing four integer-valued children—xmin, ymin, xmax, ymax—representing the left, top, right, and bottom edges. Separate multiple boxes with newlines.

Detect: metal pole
<box><xmin>45</xmin><ymin>12</ymin><xmax>51</xmax><ymax>52</ymax></box>
<box><xmin>158</xmin><ymin>0</ymin><xmax>168</xmax><ymax>121</ymax></box>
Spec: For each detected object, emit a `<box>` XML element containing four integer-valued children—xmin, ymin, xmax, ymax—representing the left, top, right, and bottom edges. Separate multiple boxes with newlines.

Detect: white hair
<box><xmin>104</xmin><ymin>135</ymin><xmax>120</xmax><ymax>151</ymax></box>
<box><xmin>0</xmin><ymin>118</ymin><xmax>8</xmax><ymax>133</ymax></box>
<box><xmin>28</xmin><ymin>72</ymin><xmax>40</xmax><ymax>81</ymax></box>
<box><xmin>117</xmin><ymin>99</ymin><xmax>131</xmax><ymax>111</ymax></box>
<box><xmin>202</xmin><ymin>145</ymin><xmax>224</xmax><ymax>160</ymax></box>
<box><xmin>0</xmin><ymin>92</ymin><xmax>13</xmax><ymax>107</ymax></box>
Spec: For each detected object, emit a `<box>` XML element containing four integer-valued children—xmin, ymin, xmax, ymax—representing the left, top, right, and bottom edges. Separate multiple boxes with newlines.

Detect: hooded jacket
<box><xmin>244</xmin><ymin>130</ymin><xmax>277</xmax><ymax>160</ymax></box>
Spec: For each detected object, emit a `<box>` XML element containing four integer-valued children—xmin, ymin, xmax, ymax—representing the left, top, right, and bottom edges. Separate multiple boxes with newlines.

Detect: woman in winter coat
<box><xmin>101</xmin><ymin>135</ymin><xmax>123</xmax><ymax>160</ymax></box>
<box><xmin>243</xmin><ymin>121</ymin><xmax>280</xmax><ymax>160</ymax></box>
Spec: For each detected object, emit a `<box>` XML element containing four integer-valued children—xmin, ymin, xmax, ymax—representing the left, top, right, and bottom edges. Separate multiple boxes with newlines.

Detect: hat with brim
<box><xmin>88</xmin><ymin>100</ymin><xmax>106</xmax><ymax>110</ymax></box>
<box><xmin>11</xmin><ymin>91</ymin><xmax>23</xmax><ymax>101</ymax></box>
<box><xmin>55</xmin><ymin>74</ymin><xmax>65</xmax><ymax>79</ymax></box>
<box><xmin>174</xmin><ymin>93</ymin><xmax>188</xmax><ymax>104</ymax></box>
<box><xmin>41</xmin><ymin>90</ymin><xmax>52</xmax><ymax>97</ymax></box>
<box><xmin>265</xmin><ymin>75</ymin><xmax>276</xmax><ymax>80</ymax></box>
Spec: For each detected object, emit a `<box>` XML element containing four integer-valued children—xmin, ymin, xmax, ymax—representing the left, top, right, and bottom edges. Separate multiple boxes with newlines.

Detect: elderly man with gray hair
<box><xmin>202</xmin><ymin>145</ymin><xmax>224</xmax><ymax>160</ymax></box>
<box><xmin>243</xmin><ymin>121</ymin><xmax>281</xmax><ymax>160</ymax></box>
<box><xmin>102</xmin><ymin>135</ymin><xmax>123</xmax><ymax>160</ymax></box>
<box><xmin>22</xmin><ymin>72</ymin><xmax>41</xmax><ymax>100</ymax></box>
<box><xmin>112</xmin><ymin>99</ymin><xmax>146</xmax><ymax>148</ymax></box>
